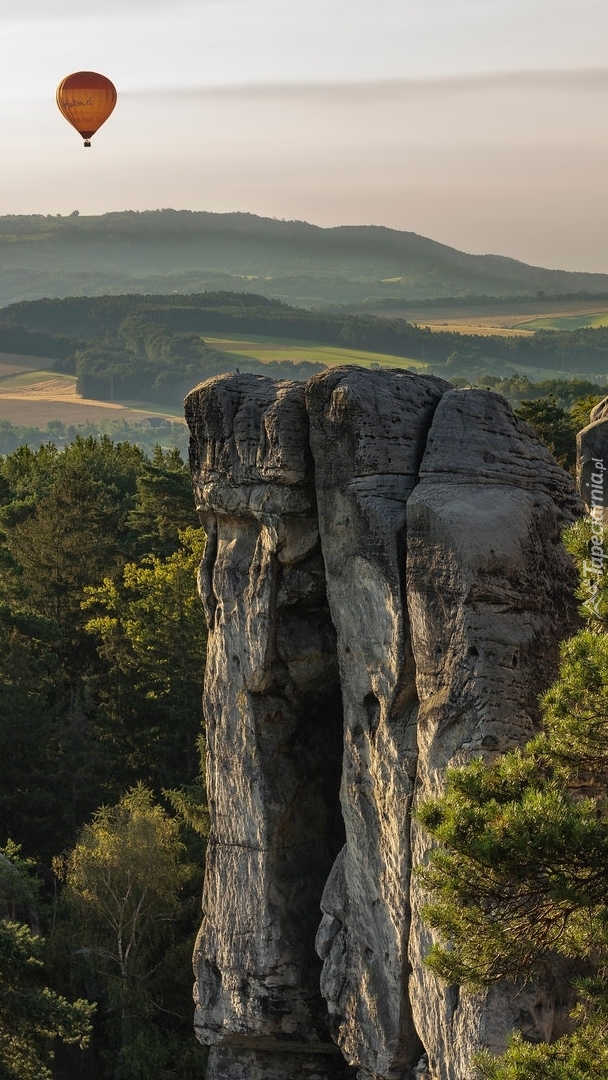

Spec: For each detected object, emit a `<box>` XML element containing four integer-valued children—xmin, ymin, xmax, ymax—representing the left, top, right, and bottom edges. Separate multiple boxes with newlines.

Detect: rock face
<box><xmin>186</xmin><ymin>367</ymin><xmax>582</xmax><ymax>1080</ymax></box>
<box><xmin>406</xmin><ymin>390</ymin><xmax>581</xmax><ymax>1080</ymax></box>
<box><xmin>307</xmin><ymin>368</ymin><xmax>449</xmax><ymax>1079</ymax></box>
<box><xmin>577</xmin><ymin>395</ymin><xmax>608</xmax><ymax>513</ymax></box>
<box><xmin>186</xmin><ymin>375</ymin><xmax>350</xmax><ymax>1079</ymax></box>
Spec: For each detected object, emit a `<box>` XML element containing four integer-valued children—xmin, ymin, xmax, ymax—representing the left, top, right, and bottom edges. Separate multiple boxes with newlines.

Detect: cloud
<box><xmin>122</xmin><ymin>68</ymin><xmax>608</xmax><ymax>149</ymax></box>
<box><xmin>126</xmin><ymin>65</ymin><xmax>608</xmax><ymax>97</ymax></box>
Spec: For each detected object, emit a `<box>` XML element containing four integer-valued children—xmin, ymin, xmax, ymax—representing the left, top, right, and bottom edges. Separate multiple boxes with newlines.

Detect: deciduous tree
<box><xmin>54</xmin><ymin>786</ymin><xmax>197</xmax><ymax>1080</ymax></box>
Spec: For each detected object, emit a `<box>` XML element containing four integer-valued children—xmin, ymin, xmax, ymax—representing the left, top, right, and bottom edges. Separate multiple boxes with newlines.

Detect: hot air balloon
<box><xmin>56</xmin><ymin>71</ymin><xmax>117</xmax><ymax>147</ymax></box>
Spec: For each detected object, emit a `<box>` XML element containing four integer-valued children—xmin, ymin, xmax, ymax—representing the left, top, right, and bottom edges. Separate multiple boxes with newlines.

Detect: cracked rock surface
<box><xmin>406</xmin><ymin>389</ymin><xmax>581</xmax><ymax>1080</ymax></box>
<box><xmin>185</xmin><ymin>368</ymin><xmax>582</xmax><ymax>1080</ymax></box>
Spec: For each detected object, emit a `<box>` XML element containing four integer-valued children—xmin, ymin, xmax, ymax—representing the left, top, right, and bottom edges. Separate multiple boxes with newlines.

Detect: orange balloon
<box><xmin>56</xmin><ymin>71</ymin><xmax>117</xmax><ymax>147</ymax></box>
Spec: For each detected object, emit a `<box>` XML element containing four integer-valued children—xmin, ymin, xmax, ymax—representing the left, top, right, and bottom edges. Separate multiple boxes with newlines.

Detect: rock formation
<box><xmin>406</xmin><ymin>389</ymin><xmax>581</xmax><ymax>1079</ymax></box>
<box><xmin>307</xmin><ymin>368</ymin><xmax>449</xmax><ymax>1079</ymax></box>
<box><xmin>186</xmin><ymin>367</ymin><xmax>582</xmax><ymax>1080</ymax></box>
<box><xmin>186</xmin><ymin>375</ymin><xmax>349</xmax><ymax>1079</ymax></box>
<box><xmin>577</xmin><ymin>394</ymin><xmax>608</xmax><ymax>514</ymax></box>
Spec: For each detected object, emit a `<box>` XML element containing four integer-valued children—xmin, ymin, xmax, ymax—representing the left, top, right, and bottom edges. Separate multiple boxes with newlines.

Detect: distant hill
<box><xmin>1</xmin><ymin>210</ymin><xmax>608</xmax><ymax>308</ymax></box>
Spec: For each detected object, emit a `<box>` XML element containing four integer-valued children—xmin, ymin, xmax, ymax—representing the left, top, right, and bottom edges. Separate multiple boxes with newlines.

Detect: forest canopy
<box><xmin>0</xmin><ymin>436</ymin><xmax>208</xmax><ymax>1079</ymax></box>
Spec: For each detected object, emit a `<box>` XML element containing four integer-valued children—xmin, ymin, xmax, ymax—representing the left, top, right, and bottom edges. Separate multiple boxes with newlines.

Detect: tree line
<box><xmin>0</xmin><ymin>418</ymin><xmax>188</xmax><ymax>459</ymax></box>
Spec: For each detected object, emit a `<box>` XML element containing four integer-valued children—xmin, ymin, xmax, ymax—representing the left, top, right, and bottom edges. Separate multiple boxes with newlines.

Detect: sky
<box><xmin>1</xmin><ymin>0</ymin><xmax>608</xmax><ymax>271</ymax></box>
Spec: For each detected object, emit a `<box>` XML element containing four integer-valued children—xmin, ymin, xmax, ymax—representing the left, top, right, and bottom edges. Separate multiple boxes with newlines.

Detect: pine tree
<box><xmin>416</xmin><ymin>519</ymin><xmax>608</xmax><ymax>1080</ymax></box>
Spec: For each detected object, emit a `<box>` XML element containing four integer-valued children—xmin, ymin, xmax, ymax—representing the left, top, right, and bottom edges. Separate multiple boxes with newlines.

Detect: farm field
<box><xmin>0</xmin><ymin>353</ymin><xmax>54</xmax><ymax>378</ymax></box>
<box><xmin>0</xmin><ymin>357</ymin><xmax>185</xmax><ymax>427</ymax></box>
<box><xmin>203</xmin><ymin>335</ymin><xmax>426</xmax><ymax>369</ymax></box>
<box><xmin>400</xmin><ymin>318</ymin><xmax>533</xmax><ymax>336</ymax></box>
<box><xmin>414</xmin><ymin>322</ymin><xmax>533</xmax><ymax>336</ymax></box>
<box><xmin>0</xmin><ymin>304</ymin><xmax>600</xmax><ymax>434</ymax></box>
<box><xmin>367</xmin><ymin>299</ymin><xmax>608</xmax><ymax>334</ymax></box>
<box><xmin>513</xmin><ymin>311</ymin><xmax>608</xmax><ymax>331</ymax></box>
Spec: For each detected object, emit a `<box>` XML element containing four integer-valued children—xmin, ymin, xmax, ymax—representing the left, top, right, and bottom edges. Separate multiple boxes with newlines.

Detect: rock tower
<box><xmin>185</xmin><ymin>367</ymin><xmax>582</xmax><ymax>1080</ymax></box>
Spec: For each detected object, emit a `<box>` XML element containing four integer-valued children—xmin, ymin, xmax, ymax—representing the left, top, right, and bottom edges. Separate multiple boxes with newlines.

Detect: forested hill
<box><xmin>3</xmin><ymin>291</ymin><xmax>608</xmax><ymax>408</ymax></box>
<box><xmin>1</xmin><ymin>209</ymin><xmax>608</xmax><ymax>306</ymax></box>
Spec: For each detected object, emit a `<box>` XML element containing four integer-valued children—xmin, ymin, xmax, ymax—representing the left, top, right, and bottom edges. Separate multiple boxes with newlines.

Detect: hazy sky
<box><xmin>2</xmin><ymin>0</ymin><xmax>608</xmax><ymax>271</ymax></box>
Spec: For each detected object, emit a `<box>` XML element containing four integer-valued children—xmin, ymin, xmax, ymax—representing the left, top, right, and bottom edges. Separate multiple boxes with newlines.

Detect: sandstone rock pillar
<box><xmin>187</xmin><ymin>370</ymin><xmax>584</xmax><ymax>1080</ymax></box>
<box><xmin>406</xmin><ymin>390</ymin><xmax>582</xmax><ymax>1080</ymax></box>
<box><xmin>306</xmin><ymin>367</ymin><xmax>449</xmax><ymax>1079</ymax></box>
<box><xmin>186</xmin><ymin>374</ymin><xmax>352</xmax><ymax>1080</ymax></box>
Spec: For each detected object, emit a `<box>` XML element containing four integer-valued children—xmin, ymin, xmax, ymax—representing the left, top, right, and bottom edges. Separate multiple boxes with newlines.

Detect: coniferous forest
<box><xmin>0</xmin><ymin>435</ymin><xmax>208</xmax><ymax>1080</ymax></box>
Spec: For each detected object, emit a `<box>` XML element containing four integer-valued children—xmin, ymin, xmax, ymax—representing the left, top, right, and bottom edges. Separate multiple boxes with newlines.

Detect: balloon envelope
<box><xmin>56</xmin><ymin>72</ymin><xmax>117</xmax><ymax>144</ymax></box>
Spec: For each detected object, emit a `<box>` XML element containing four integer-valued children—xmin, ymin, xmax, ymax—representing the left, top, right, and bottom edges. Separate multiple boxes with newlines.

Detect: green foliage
<box><xmin>82</xmin><ymin>527</ymin><xmax>206</xmax><ymax>787</ymax></box>
<box><xmin>561</xmin><ymin>517</ymin><xmax>608</xmax><ymax>627</ymax></box>
<box><xmin>0</xmin><ymin>320</ymin><xmax>82</xmax><ymax>363</ymax></box>
<box><xmin>0</xmin><ymin>418</ymin><xmax>188</xmax><ymax>459</ymax></box>
<box><xmin>474</xmin><ymin>1023</ymin><xmax>608</xmax><ymax>1080</ymax></box>
<box><xmin>54</xmin><ymin>786</ymin><xmax>201</xmax><ymax>1080</ymax></box>
<box><xmin>416</xmin><ymin>537</ymin><xmax>608</xmax><ymax>1078</ymax></box>
<box><xmin>0</xmin><ymin>433</ymin><xmax>208</xmax><ymax>1078</ymax></box>
<box><xmin>0</xmin><ymin>437</ymin><xmax>204</xmax><ymax>856</ymax></box>
<box><xmin>0</xmin><ymin>920</ymin><xmax>94</xmax><ymax>1080</ymax></box>
<box><xmin>418</xmin><ymin>747</ymin><xmax>608</xmax><ymax>982</ymax></box>
<box><xmin>128</xmin><ymin>448</ymin><xmax>200</xmax><ymax>559</ymax></box>
<box><xmin>84</xmin><ymin>526</ymin><xmax>205</xmax><ymax>697</ymax></box>
<box><xmin>473</xmin><ymin>376</ymin><xmax>608</xmax><ymax>409</ymax></box>
<box><xmin>55</xmin><ymin>785</ymin><xmax>191</xmax><ymax>981</ymax></box>
<box><xmin>0</xmin><ymin>845</ymin><xmax>93</xmax><ymax>1080</ymax></box>
<box><xmin>568</xmin><ymin>394</ymin><xmax>604</xmax><ymax>432</ymax></box>
<box><xmin>514</xmin><ymin>397</ymin><xmax>578</xmax><ymax>470</ymax></box>
<box><xmin>8</xmin><ymin>469</ymin><xmax>123</xmax><ymax>627</ymax></box>
<box><xmin>164</xmin><ymin>735</ymin><xmax>211</xmax><ymax>841</ymax></box>
<box><xmin>0</xmin><ymin>841</ymin><xmax>41</xmax><ymax>922</ymax></box>
<box><xmin>536</xmin><ymin>629</ymin><xmax>608</xmax><ymax>780</ymax></box>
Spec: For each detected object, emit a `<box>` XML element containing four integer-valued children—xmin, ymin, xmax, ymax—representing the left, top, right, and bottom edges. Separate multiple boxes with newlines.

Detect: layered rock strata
<box><xmin>186</xmin><ymin>368</ymin><xmax>582</xmax><ymax>1080</ymax></box>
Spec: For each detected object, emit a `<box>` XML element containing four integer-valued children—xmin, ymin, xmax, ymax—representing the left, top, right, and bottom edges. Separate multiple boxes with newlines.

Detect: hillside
<box><xmin>2</xmin><ymin>210</ymin><xmax>608</xmax><ymax>307</ymax></box>
<box><xmin>3</xmin><ymin>291</ymin><xmax>608</xmax><ymax>418</ymax></box>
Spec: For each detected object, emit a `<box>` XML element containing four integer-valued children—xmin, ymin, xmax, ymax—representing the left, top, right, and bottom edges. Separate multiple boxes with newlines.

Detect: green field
<box><xmin>0</xmin><ymin>370</ymin><xmax>73</xmax><ymax>389</ymax></box>
<box><xmin>204</xmin><ymin>334</ymin><xmax>426</xmax><ymax>370</ymax></box>
<box><xmin>372</xmin><ymin>299</ymin><xmax>608</xmax><ymax>335</ymax></box>
<box><xmin>0</xmin><ymin>318</ymin><xmax>601</xmax><ymax>438</ymax></box>
<box><xmin>512</xmin><ymin>311</ymin><xmax>608</xmax><ymax>331</ymax></box>
<box><xmin>0</xmin><ymin>357</ymin><xmax>186</xmax><ymax>428</ymax></box>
